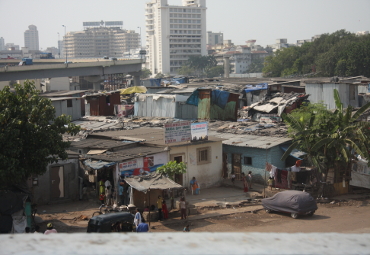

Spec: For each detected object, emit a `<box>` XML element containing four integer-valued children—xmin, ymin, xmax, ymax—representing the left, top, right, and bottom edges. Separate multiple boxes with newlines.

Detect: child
<box><xmin>183</xmin><ymin>224</ymin><xmax>190</xmax><ymax>232</ymax></box>
<box><xmin>99</xmin><ymin>193</ymin><xmax>105</xmax><ymax>204</ymax></box>
<box><xmin>162</xmin><ymin>200</ymin><xmax>169</xmax><ymax>219</ymax></box>
<box><xmin>268</xmin><ymin>177</ymin><xmax>274</xmax><ymax>190</ymax></box>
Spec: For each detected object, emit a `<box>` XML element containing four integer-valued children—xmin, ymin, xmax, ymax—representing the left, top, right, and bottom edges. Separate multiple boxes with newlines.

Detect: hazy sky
<box><xmin>1</xmin><ymin>0</ymin><xmax>369</xmax><ymax>50</ymax></box>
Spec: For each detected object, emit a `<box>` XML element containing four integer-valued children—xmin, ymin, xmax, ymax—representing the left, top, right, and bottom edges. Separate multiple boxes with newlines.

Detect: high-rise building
<box><xmin>64</xmin><ymin>25</ymin><xmax>140</xmax><ymax>59</ymax></box>
<box><xmin>24</xmin><ymin>25</ymin><xmax>39</xmax><ymax>50</ymax></box>
<box><xmin>207</xmin><ymin>31</ymin><xmax>223</xmax><ymax>46</ymax></box>
<box><xmin>145</xmin><ymin>0</ymin><xmax>207</xmax><ymax>75</ymax></box>
<box><xmin>0</xmin><ymin>37</ymin><xmax>5</xmax><ymax>50</ymax></box>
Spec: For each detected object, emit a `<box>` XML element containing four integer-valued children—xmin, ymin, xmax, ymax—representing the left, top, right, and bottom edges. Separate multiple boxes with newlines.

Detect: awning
<box><xmin>280</xmin><ymin>145</ymin><xmax>306</xmax><ymax>160</ymax></box>
<box><xmin>83</xmin><ymin>159</ymin><xmax>116</xmax><ymax>170</ymax></box>
<box><xmin>124</xmin><ymin>172</ymin><xmax>183</xmax><ymax>193</ymax></box>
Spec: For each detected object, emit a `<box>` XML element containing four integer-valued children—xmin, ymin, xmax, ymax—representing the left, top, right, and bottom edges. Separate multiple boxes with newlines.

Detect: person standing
<box><xmin>247</xmin><ymin>171</ymin><xmax>253</xmax><ymax>190</ymax></box>
<box><xmin>119</xmin><ymin>184</ymin><xmax>125</xmax><ymax>206</ymax></box>
<box><xmin>190</xmin><ymin>177</ymin><xmax>199</xmax><ymax>195</ymax></box>
<box><xmin>157</xmin><ymin>196</ymin><xmax>163</xmax><ymax>221</ymax></box>
<box><xmin>179</xmin><ymin>197</ymin><xmax>187</xmax><ymax>220</ymax></box>
<box><xmin>44</xmin><ymin>223</ymin><xmax>57</xmax><ymax>234</ymax></box>
<box><xmin>134</xmin><ymin>208</ymin><xmax>142</xmax><ymax>229</ymax></box>
<box><xmin>241</xmin><ymin>173</ymin><xmax>248</xmax><ymax>192</ymax></box>
<box><xmin>162</xmin><ymin>200</ymin><xmax>169</xmax><ymax>219</ymax></box>
<box><xmin>231</xmin><ymin>173</ymin><xmax>236</xmax><ymax>185</ymax></box>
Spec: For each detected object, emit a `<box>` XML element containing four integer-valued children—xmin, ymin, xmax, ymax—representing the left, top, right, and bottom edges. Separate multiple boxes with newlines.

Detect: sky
<box><xmin>0</xmin><ymin>0</ymin><xmax>369</xmax><ymax>50</ymax></box>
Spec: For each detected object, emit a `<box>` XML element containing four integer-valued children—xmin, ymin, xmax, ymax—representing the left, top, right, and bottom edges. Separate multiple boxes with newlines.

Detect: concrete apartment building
<box><xmin>24</xmin><ymin>25</ymin><xmax>39</xmax><ymax>51</ymax></box>
<box><xmin>145</xmin><ymin>0</ymin><xmax>207</xmax><ymax>75</ymax></box>
<box><xmin>64</xmin><ymin>22</ymin><xmax>140</xmax><ymax>59</ymax></box>
<box><xmin>0</xmin><ymin>37</ymin><xmax>4</xmax><ymax>51</ymax></box>
<box><xmin>207</xmin><ymin>31</ymin><xmax>223</xmax><ymax>46</ymax></box>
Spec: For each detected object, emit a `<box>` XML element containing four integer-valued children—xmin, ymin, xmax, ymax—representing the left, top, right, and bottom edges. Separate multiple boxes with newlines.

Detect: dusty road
<box><xmin>36</xmin><ymin>197</ymin><xmax>370</xmax><ymax>234</ymax></box>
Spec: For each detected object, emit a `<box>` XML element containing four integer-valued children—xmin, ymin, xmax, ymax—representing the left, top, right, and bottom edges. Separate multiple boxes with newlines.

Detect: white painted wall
<box><xmin>170</xmin><ymin>140</ymin><xmax>223</xmax><ymax>190</ymax></box>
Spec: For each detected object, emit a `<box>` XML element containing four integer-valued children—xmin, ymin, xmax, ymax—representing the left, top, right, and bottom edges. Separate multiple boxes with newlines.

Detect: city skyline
<box><xmin>0</xmin><ymin>0</ymin><xmax>369</xmax><ymax>51</ymax></box>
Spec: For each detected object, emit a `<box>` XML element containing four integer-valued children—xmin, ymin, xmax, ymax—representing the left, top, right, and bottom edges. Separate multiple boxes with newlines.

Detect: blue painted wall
<box><xmin>224</xmin><ymin>144</ymin><xmax>287</xmax><ymax>184</ymax></box>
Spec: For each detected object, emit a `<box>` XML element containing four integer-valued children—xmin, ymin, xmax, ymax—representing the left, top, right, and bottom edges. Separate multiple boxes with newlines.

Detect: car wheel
<box><xmin>308</xmin><ymin>211</ymin><xmax>315</xmax><ymax>216</ymax></box>
<box><xmin>291</xmin><ymin>213</ymin><xmax>298</xmax><ymax>219</ymax></box>
<box><xmin>265</xmin><ymin>209</ymin><xmax>272</xmax><ymax>213</ymax></box>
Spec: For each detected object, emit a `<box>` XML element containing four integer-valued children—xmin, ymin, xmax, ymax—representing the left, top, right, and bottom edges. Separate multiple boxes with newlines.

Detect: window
<box><xmin>244</xmin><ymin>157</ymin><xmax>252</xmax><ymax>165</ymax></box>
<box><xmin>67</xmin><ymin>99</ymin><xmax>72</xmax><ymax>107</ymax></box>
<box><xmin>197</xmin><ymin>147</ymin><xmax>211</xmax><ymax>165</ymax></box>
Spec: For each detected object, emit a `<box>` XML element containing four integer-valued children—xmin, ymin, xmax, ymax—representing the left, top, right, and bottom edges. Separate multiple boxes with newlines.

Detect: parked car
<box><xmin>87</xmin><ymin>212</ymin><xmax>134</xmax><ymax>233</ymax></box>
<box><xmin>262</xmin><ymin>190</ymin><xmax>317</xmax><ymax>219</ymax></box>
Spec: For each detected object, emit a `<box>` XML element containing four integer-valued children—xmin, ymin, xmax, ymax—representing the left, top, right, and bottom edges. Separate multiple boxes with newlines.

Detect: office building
<box><xmin>24</xmin><ymin>25</ymin><xmax>39</xmax><ymax>50</ymax></box>
<box><xmin>145</xmin><ymin>0</ymin><xmax>207</xmax><ymax>75</ymax></box>
<box><xmin>64</xmin><ymin>22</ymin><xmax>140</xmax><ymax>58</ymax></box>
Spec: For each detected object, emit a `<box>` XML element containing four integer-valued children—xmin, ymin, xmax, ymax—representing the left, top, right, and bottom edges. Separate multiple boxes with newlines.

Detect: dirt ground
<box><xmin>35</xmin><ymin>195</ymin><xmax>370</xmax><ymax>234</ymax></box>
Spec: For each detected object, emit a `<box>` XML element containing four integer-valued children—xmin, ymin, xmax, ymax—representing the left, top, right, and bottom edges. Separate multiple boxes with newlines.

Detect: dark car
<box><xmin>262</xmin><ymin>190</ymin><xmax>318</xmax><ymax>219</ymax></box>
<box><xmin>87</xmin><ymin>212</ymin><xmax>134</xmax><ymax>233</ymax></box>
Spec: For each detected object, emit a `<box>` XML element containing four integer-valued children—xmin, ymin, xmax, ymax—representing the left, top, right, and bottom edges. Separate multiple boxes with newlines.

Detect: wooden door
<box><xmin>232</xmin><ymin>154</ymin><xmax>242</xmax><ymax>181</ymax></box>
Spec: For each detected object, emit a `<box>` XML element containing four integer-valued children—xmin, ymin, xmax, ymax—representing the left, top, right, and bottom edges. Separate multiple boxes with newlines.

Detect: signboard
<box><xmin>164</xmin><ymin>121</ymin><xmax>191</xmax><ymax>144</ymax></box>
<box><xmin>191</xmin><ymin>122</ymin><xmax>208</xmax><ymax>141</ymax></box>
<box><xmin>105</xmin><ymin>21</ymin><xmax>123</xmax><ymax>26</ymax></box>
<box><xmin>119</xmin><ymin>159</ymin><xmax>138</xmax><ymax>171</ymax></box>
<box><xmin>120</xmin><ymin>152</ymin><xmax>168</xmax><ymax>177</ymax></box>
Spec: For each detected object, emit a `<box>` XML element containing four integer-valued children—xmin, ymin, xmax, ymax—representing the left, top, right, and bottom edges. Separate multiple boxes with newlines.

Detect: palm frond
<box><xmin>352</xmin><ymin>101</ymin><xmax>370</xmax><ymax>121</ymax></box>
<box><xmin>281</xmin><ymin>141</ymin><xmax>301</xmax><ymax>161</ymax></box>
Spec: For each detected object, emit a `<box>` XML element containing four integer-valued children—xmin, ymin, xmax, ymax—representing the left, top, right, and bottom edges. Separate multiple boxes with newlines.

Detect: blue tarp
<box><xmin>172</xmin><ymin>78</ymin><xmax>186</xmax><ymax>84</ymax></box>
<box><xmin>84</xmin><ymin>159</ymin><xmax>116</xmax><ymax>170</ymax></box>
<box><xmin>150</xmin><ymin>79</ymin><xmax>162</xmax><ymax>87</ymax></box>
<box><xmin>186</xmin><ymin>89</ymin><xmax>199</xmax><ymax>106</ymax></box>
<box><xmin>244</xmin><ymin>83</ymin><xmax>268</xmax><ymax>93</ymax></box>
<box><xmin>211</xmin><ymin>90</ymin><xmax>230</xmax><ymax>109</ymax></box>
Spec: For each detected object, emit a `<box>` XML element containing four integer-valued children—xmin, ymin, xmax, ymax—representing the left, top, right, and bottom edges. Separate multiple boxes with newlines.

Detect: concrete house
<box><xmin>29</xmin><ymin>151</ymin><xmax>80</xmax><ymax>205</ymax></box>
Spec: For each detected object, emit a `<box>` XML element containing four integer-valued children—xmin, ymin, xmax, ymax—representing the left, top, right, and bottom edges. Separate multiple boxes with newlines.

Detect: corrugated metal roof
<box><xmin>85</xmin><ymin>145</ymin><xmax>167</xmax><ymax>162</ymax></box>
<box><xmin>73</xmin><ymin>120</ymin><xmax>123</xmax><ymax>131</ymax></box>
<box><xmin>70</xmin><ymin>138</ymin><xmax>137</xmax><ymax>149</ymax></box>
<box><xmin>209</xmin><ymin>131</ymin><xmax>291</xmax><ymax>149</ymax></box>
<box><xmin>40</xmin><ymin>90</ymin><xmax>87</xmax><ymax>97</ymax></box>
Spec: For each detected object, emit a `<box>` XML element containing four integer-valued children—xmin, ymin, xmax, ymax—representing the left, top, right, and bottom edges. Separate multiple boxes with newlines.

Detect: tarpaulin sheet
<box><xmin>211</xmin><ymin>90</ymin><xmax>230</xmax><ymax>109</ymax></box>
<box><xmin>83</xmin><ymin>159</ymin><xmax>116</xmax><ymax>170</ymax></box>
<box><xmin>150</xmin><ymin>79</ymin><xmax>162</xmax><ymax>87</ymax></box>
<box><xmin>120</xmin><ymin>86</ymin><xmax>147</xmax><ymax>95</ymax></box>
<box><xmin>172</xmin><ymin>78</ymin><xmax>186</xmax><ymax>84</ymax></box>
<box><xmin>245</xmin><ymin>83</ymin><xmax>268</xmax><ymax>93</ymax></box>
<box><xmin>280</xmin><ymin>145</ymin><xmax>306</xmax><ymax>160</ymax></box>
<box><xmin>186</xmin><ymin>89</ymin><xmax>199</xmax><ymax>106</ymax></box>
<box><xmin>0</xmin><ymin>191</ymin><xmax>27</xmax><ymax>215</ymax></box>
<box><xmin>124</xmin><ymin>172</ymin><xmax>183</xmax><ymax>193</ymax></box>
<box><xmin>350</xmin><ymin>171</ymin><xmax>370</xmax><ymax>189</ymax></box>
<box><xmin>262</xmin><ymin>190</ymin><xmax>317</xmax><ymax>214</ymax></box>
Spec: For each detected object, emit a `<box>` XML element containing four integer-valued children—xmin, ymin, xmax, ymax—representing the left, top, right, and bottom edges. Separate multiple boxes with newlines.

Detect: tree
<box><xmin>177</xmin><ymin>65</ymin><xmax>195</xmax><ymax>76</ymax></box>
<box><xmin>156</xmin><ymin>161</ymin><xmax>187</xmax><ymax>180</ymax></box>
<box><xmin>0</xmin><ymin>81</ymin><xmax>80</xmax><ymax>187</ymax></box>
<box><xmin>281</xmin><ymin>89</ymin><xmax>370</xmax><ymax>185</ymax></box>
<box><xmin>140</xmin><ymin>68</ymin><xmax>152</xmax><ymax>79</ymax></box>
<box><xmin>205</xmin><ymin>65</ymin><xmax>224</xmax><ymax>78</ymax></box>
<box><xmin>186</xmin><ymin>55</ymin><xmax>218</xmax><ymax>77</ymax></box>
<box><xmin>155</xmin><ymin>73</ymin><xmax>165</xmax><ymax>79</ymax></box>
<box><xmin>246</xmin><ymin>58</ymin><xmax>264</xmax><ymax>73</ymax></box>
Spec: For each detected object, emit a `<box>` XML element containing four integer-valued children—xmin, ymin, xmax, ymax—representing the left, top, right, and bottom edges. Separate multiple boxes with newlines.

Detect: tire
<box><xmin>308</xmin><ymin>211</ymin><xmax>315</xmax><ymax>216</ymax></box>
<box><xmin>291</xmin><ymin>213</ymin><xmax>298</xmax><ymax>219</ymax></box>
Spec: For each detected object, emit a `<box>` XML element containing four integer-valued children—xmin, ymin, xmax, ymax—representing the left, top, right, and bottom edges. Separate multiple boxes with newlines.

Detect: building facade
<box><xmin>24</xmin><ymin>25</ymin><xmax>39</xmax><ymax>50</ymax></box>
<box><xmin>0</xmin><ymin>37</ymin><xmax>4</xmax><ymax>51</ymax></box>
<box><xmin>207</xmin><ymin>31</ymin><xmax>223</xmax><ymax>46</ymax></box>
<box><xmin>145</xmin><ymin>0</ymin><xmax>207</xmax><ymax>75</ymax></box>
<box><xmin>64</xmin><ymin>26</ymin><xmax>140</xmax><ymax>59</ymax></box>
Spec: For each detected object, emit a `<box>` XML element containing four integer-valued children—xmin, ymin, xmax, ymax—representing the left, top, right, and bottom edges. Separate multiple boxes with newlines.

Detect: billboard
<box><xmin>105</xmin><ymin>21</ymin><xmax>123</xmax><ymax>26</ymax></box>
<box><xmin>164</xmin><ymin>121</ymin><xmax>191</xmax><ymax>144</ymax></box>
<box><xmin>191</xmin><ymin>122</ymin><xmax>208</xmax><ymax>141</ymax></box>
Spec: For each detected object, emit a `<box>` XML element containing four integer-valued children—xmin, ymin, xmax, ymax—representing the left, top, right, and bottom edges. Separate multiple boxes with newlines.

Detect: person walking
<box><xmin>179</xmin><ymin>197</ymin><xmax>187</xmax><ymax>220</ymax></box>
<box><xmin>157</xmin><ymin>196</ymin><xmax>163</xmax><ymax>221</ymax></box>
<box><xmin>190</xmin><ymin>177</ymin><xmax>199</xmax><ymax>195</ymax></box>
<box><xmin>44</xmin><ymin>223</ymin><xmax>57</xmax><ymax>234</ymax></box>
<box><xmin>119</xmin><ymin>184</ymin><xmax>125</xmax><ymax>206</ymax></box>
